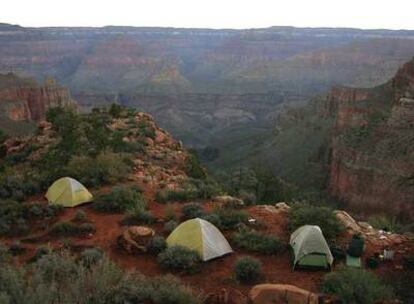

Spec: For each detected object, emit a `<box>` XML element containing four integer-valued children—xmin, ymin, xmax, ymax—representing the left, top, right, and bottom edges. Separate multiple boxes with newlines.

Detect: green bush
<box><xmin>289</xmin><ymin>203</ymin><xmax>342</xmax><ymax>241</ymax></box>
<box><xmin>232</xmin><ymin>228</ymin><xmax>284</xmax><ymax>254</ymax></box>
<box><xmin>156</xmin><ymin>188</ymin><xmax>198</xmax><ymax>203</ymax></box>
<box><xmin>109</xmin><ymin>103</ymin><xmax>124</xmax><ymax>118</ymax></box>
<box><xmin>50</xmin><ymin>221</ymin><xmax>95</xmax><ymax>236</ymax></box>
<box><xmin>66</xmin><ymin>152</ymin><xmax>132</xmax><ymax>187</ymax></box>
<box><xmin>368</xmin><ymin>215</ymin><xmax>403</xmax><ymax>233</ymax></box>
<box><xmin>147</xmin><ymin>236</ymin><xmax>167</xmax><ymax>254</ymax></box>
<box><xmin>321</xmin><ymin>268</ymin><xmax>393</xmax><ymax>304</ymax></box>
<box><xmin>0</xmin><ymin>251</ymin><xmax>201</xmax><ymax>304</ymax></box>
<box><xmin>0</xmin><ymin>174</ymin><xmax>42</xmax><ymax>201</ymax></box>
<box><xmin>181</xmin><ymin>203</ymin><xmax>204</xmax><ymax>220</ymax></box>
<box><xmin>156</xmin><ymin>179</ymin><xmax>221</xmax><ymax>203</ymax></box>
<box><xmin>234</xmin><ymin>256</ymin><xmax>262</xmax><ymax>284</ymax></box>
<box><xmin>200</xmin><ymin>213</ymin><xmax>222</xmax><ymax>228</ymax></box>
<box><xmin>79</xmin><ymin>247</ymin><xmax>103</xmax><ymax>267</ymax></box>
<box><xmin>212</xmin><ymin>208</ymin><xmax>248</xmax><ymax>230</ymax></box>
<box><xmin>164</xmin><ymin>220</ymin><xmax>178</xmax><ymax>234</ymax></box>
<box><xmin>137</xmin><ymin>120</ymin><xmax>156</xmax><ymax>139</ymax></box>
<box><xmin>73</xmin><ymin>210</ymin><xmax>87</xmax><ymax>222</ymax></box>
<box><xmin>157</xmin><ymin>246</ymin><xmax>201</xmax><ymax>273</ymax></box>
<box><xmin>184</xmin><ymin>153</ymin><xmax>207</xmax><ymax>179</ymax></box>
<box><xmin>93</xmin><ymin>186</ymin><xmax>145</xmax><ymax>213</ymax></box>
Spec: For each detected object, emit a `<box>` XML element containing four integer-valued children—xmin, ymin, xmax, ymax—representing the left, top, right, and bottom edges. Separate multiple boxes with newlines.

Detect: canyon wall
<box><xmin>328</xmin><ymin>59</ymin><xmax>414</xmax><ymax>217</ymax></box>
<box><xmin>0</xmin><ymin>74</ymin><xmax>76</xmax><ymax>134</ymax></box>
<box><xmin>2</xmin><ymin>24</ymin><xmax>414</xmax><ymax>148</ymax></box>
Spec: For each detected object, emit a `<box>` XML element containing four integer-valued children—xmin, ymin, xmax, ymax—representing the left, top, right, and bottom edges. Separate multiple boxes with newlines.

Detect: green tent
<box><xmin>166</xmin><ymin>218</ymin><xmax>233</xmax><ymax>261</ymax></box>
<box><xmin>46</xmin><ymin>177</ymin><xmax>93</xmax><ymax>207</ymax></box>
<box><xmin>290</xmin><ymin>225</ymin><xmax>333</xmax><ymax>270</ymax></box>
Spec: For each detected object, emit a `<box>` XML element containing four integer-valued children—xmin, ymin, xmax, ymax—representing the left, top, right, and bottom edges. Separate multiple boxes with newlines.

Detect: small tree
<box><xmin>321</xmin><ymin>268</ymin><xmax>393</xmax><ymax>304</ymax></box>
<box><xmin>157</xmin><ymin>246</ymin><xmax>201</xmax><ymax>273</ymax></box>
<box><xmin>234</xmin><ymin>256</ymin><xmax>262</xmax><ymax>284</ymax></box>
<box><xmin>289</xmin><ymin>203</ymin><xmax>342</xmax><ymax>242</ymax></box>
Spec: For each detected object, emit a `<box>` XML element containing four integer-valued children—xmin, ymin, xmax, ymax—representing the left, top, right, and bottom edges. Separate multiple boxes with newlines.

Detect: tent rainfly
<box><xmin>166</xmin><ymin>218</ymin><xmax>233</xmax><ymax>261</ymax></box>
<box><xmin>46</xmin><ymin>177</ymin><xmax>93</xmax><ymax>207</ymax></box>
<box><xmin>290</xmin><ymin>225</ymin><xmax>333</xmax><ymax>270</ymax></box>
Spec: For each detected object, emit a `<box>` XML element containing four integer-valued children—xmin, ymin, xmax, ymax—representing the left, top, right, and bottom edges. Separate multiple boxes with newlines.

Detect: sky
<box><xmin>2</xmin><ymin>0</ymin><xmax>414</xmax><ymax>30</ymax></box>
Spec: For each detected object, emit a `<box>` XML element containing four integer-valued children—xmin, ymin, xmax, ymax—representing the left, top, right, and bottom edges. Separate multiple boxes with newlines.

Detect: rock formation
<box><xmin>328</xmin><ymin>58</ymin><xmax>414</xmax><ymax>217</ymax></box>
<box><xmin>0</xmin><ymin>74</ymin><xmax>75</xmax><ymax>124</ymax></box>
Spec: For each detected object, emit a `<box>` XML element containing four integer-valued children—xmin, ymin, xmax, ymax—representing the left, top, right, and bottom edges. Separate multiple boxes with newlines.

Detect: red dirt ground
<box><xmin>2</xmin><ymin>184</ymin><xmax>412</xmax><ymax>299</ymax></box>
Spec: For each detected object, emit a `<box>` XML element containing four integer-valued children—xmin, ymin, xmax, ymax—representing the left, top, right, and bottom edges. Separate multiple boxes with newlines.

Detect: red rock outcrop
<box><xmin>328</xmin><ymin>59</ymin><xmax>414</xmax><ymax>217</ymax></box>
<box><xmin>0</xmin><ymin>77</ymin><xmax>76</xmax><ymax>122</ymax></box>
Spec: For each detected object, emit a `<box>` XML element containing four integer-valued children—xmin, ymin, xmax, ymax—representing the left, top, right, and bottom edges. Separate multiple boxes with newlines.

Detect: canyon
<box><xmin>0</xmin><ymin>23</ymin><xmax>413</xmax><ymax>217</ymax></box>
<box><xmin>328</xmin><ymin>59</ymin><xmax>414</xmax><ymax>217</ymax></box>
<box><xmin>0</xmin><ymin>73</ymin><xmax>75</xmax><ymax>135</ymax></box>
<box><xmin>2</xmin><ymin>23</ymin><xmax>414</xmax><ymax>148</ymax></box>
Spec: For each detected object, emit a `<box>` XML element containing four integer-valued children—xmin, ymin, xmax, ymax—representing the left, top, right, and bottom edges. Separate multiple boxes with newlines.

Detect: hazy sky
<box><xmin>2</xmin><ymin>0</ymin><xmax>414</xmax><ymax>30</ymax></box>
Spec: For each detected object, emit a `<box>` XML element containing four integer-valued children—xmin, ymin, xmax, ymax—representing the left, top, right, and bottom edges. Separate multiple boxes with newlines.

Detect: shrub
<box><xmin>164</xmin><ymin>220</ymin><xmax>178</xmax><ymax>234</ymax></box>
<box><xmin>200</xmin><ymin>213</ymin><xmax>222</xmax><ymax>228</ymax></box>
<box><xmin>157</xmin><ymin>246</ymin><xmax>201</xmax><ymax>273</ymax></box>
<box><xmin>109</xmin><ymin>103</ymin><xmax>124</xmax><ymax>118</ymax></box>
<box><xmin>0</xmin><ymin>250</ymin><xmax>201</xmax><ymax>304</ymax></box>
<box><xmin>73</xmin><ymin>210</ymin><xmax>87</xmax><ymax>222</ymax></box>
<box><xmin>122</xmin><ymin>207</ymin><xmax>155</xmax><ymax>225</ymax></box>
<box><xmin>30</xmin><ymin>245</ymin><xmax>52</xmax><ymax>262</ymax></box>
<box><xmin>234</xmin><ymin>256</ymin><xmax>262</xmax><ymax>284</ymax></box>
<box><xmin>156</xmin><ymin>179</ymin><xmax>221</xmax><ymax>203</ymax></box>
<box><xmin>184</xmin><ymin>154</ymin><xmax>207</xmax><ymax>179</ymax></box>
<box><xmin>238</xmin><ymin>190</ymin><xmax>256</xmax><ymax>205</ymax></box>
<box><xmin>156</xmin><ymin>188</ymin><xmax>197</xmax><ymax>203</ymax></box>
<box><xmin>50</xmin><ymin>221</ymin><xmax>79</xmax><ymax>236</ymax></box>
<box><xmin>232</xmin><ymin>228</ymin><xmax>284</xmax><ymax>254</ymax></box>
<box><xmin>66</xmin><ymin>152</ymin><xmax>132</xmax><ymax>187</ymax></box>
<box><xmin>50</xmin><ymin>221</ymin><xmax>95</xmax><ymax>236</ymax></box>
<box><xmin>147</xmin><ymin>236</ymin><xmax>167</xmax><ymax>254</ymax></box>
<box><xmin>93</xmin><ymin>186</ymin><xmax>145</xmax><ymax>213</ymax></box>
<box><xmin>78</xmin><ymin>223</ymin><xmax>95</xmax><ymax>234</ymax></box>
<box><xmin>181</xmin><ymin>203</ymin><xmax>204</xmax><ymax>220</ymax></box>
<box><xmin>212</xmin><ymin>208</ymin><xmax>248</xmax><ymax>230</ymax></box>
<box><xmin>80</xmin><ymin>247</ymin><xmax>103</xmax><ymax>267</ymax></box>
<box><xmin>148</xmin><ymin>275</ymin><xmax>200</xmax><ymax>304</ymax></box>
<box><xmin>368</xmin><ymin>215</ymin><xmax>403</xmax><ymax>233</ymax></box>
<box><xmin>321</xmin><ymin>268</ymin><xmax>393</xmax><ymax>304</ymax></box>
<box><xmin>138</xmin><ymin>121</ymin><xmax>156</xmax><ymax>139</ymax></box>
<box><xmin>289</xmin><ymin>203</ymin><xmax>342</xmax><ymax>241</ymax></box>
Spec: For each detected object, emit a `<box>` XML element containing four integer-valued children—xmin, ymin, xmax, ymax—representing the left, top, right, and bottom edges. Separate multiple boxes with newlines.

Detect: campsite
<box><xmin>0</xmin><ymin>104</ymin><xmax>413</xmax><ymax>303</ymax></box>
<box><xmin>1</xmin><ymin>21</ymin><xmax>414</xmax><ymax>301</ymax></box>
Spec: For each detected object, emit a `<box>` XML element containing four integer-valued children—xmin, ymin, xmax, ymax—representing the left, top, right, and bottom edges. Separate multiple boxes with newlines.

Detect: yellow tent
<box><xmin>166</xmin><ymin>218</ymin><xmax>232</xmax><ymax>261</ymax></box>
<box><xmin>46</xmin><ymin>177</ymin><xmax>93</xmax><ymax>207</ymax></box>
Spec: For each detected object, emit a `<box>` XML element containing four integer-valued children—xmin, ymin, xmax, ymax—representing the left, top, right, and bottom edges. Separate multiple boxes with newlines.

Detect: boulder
<box><xmin>275</xmin><ymin>202</ymin><xmax>290</xmax><ymax>211</ymax></box>
<box><xmin>203</xmin><ymin>288</ymin><xmax>248</xmax><ymax>304</ymax></box>
<box><xmin>249</xmin><ymin>284</ymin><xmax>319</xmax><ymax>304</ymax></box>
<box><xmin>213</xmin><ymin>195</ymin><xmax>244</xmax><ymax>208</ymax></box>
<box><xmin>117</xmin><ymin>226</ymin><xmax>155</xmax><ymax>253</ymax></box>
<box><xmin>334</xmin><ymin>210</ymin><xmax>362</xmax><ymax>234</ymax></box>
